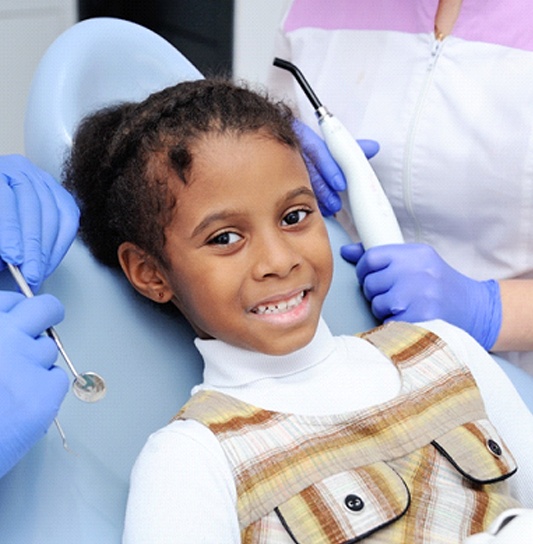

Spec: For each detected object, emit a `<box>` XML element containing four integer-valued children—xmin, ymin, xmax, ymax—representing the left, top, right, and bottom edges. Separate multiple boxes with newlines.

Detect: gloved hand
<box><xmin>0</xmin><ymin>291</ymin><xmax>69</xmax><ymax>478</ymax></box>
<box><xmin>463</xmin><ymin>509</ymin><xmax>533</xmax><ymax>543</ymax></box>
<box><xmin>0</xmin><ymin>155</ymin><xmax>80</xmax><ymax>291</ymax></box>
<box><xmin>341</xmin><ymin>243</ymin><xmax>502</xmax><ymax>350</ymax></box>
<box><xmin>293</xmin><ymin>119</ymin><xmax>379</xmax><ymax>216</ymax></box>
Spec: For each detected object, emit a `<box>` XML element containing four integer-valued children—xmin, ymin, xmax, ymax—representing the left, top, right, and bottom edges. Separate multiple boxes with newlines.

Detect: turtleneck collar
<box><xmin>194</xmin><ymin>317</ymin><xmax>335</xmax><ymax>388</ymax></box>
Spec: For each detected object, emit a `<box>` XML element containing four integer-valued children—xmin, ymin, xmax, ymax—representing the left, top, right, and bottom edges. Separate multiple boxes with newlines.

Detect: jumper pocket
<box><xmin>432</xmin><ymin>419</ymin><xmax>517</xmax><ymax>484</ymax></box>
<box><xmin>274</xmin><ymin>462</ymin><xmax>409</xmax><ymax>544</ymax></box>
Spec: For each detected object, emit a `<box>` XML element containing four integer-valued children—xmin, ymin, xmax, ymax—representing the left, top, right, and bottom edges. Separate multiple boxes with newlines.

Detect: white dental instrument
<box><xmin>273</xmin><ymin>58</ymin><xmax>404</xmax><ymax>249</ymax></box>
<box><xmin>7</xmin><ymin>263</ymin><xmax>106</xmax><ymax>403</ymax></box>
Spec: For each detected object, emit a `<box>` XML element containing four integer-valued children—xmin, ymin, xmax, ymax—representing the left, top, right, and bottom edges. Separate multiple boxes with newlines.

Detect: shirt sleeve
<box><xmin>421</xmin><ymin>320</ymin><xmax>533</xmax><ymax>508</ymax></box>
<box><xmin>122</xmin><ymin>419</ymin><xmax>240</xmax><ymax>544</ymax></box>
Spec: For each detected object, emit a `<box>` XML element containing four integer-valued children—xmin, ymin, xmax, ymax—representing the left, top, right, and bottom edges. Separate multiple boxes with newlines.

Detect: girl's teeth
<box><xmin>253</xmin><ymin>291</ymin><xmax>305</xmax><ymax>315</ymax></box>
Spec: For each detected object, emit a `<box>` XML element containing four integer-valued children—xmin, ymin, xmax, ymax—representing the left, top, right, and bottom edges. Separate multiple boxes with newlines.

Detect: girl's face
<box><xmin>140</xmin><ymin>132</ymin><xmax>332</xmax><ymax>355</ymax></box>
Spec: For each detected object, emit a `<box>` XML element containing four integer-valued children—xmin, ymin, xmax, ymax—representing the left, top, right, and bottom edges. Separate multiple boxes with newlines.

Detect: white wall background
<box><xmin>0</xmin><ymin>0</ymin><xmax>76</xmax><ymax>155</ymax></box>
<box><xmin>233</xmin><ymin>0</ymin><xmax>291</xmax><ymax>86</ymax></box>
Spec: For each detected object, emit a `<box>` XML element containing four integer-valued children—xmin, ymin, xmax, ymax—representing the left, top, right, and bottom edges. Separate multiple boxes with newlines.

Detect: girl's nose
<box><xmin>252</xmin><ymin>231</ymin><xmax>302</xmax><ymax>280</ymax></box>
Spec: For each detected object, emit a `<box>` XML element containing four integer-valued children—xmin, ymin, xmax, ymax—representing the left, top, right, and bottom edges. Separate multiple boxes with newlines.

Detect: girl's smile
<box><xmin>144</xmin><ymin>131</ymin><xmax>334</xmax><ymax>355</ymax></box>
<box><xmin>249</xmin><ymin>288</ymin><xmax>311</xmax><ymax>329</ymax></box>
<box><xmin>250</xmin><ymin>288</ymin><xmax>307</xmax><ymax>316</ymax></box>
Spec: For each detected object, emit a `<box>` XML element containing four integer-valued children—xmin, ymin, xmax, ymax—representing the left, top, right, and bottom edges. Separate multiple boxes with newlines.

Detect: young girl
<box><xmin>63</xmin><ymin>79</ymin><xmax>533</xmax><ymax>543</ymax></box>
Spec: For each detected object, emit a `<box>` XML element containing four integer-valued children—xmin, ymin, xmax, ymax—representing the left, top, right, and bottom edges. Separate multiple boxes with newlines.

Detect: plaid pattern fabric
<box><xmin>176</xmin><ymin>322</ymin><xmax>520</xmax><ymax>543</ymax></box>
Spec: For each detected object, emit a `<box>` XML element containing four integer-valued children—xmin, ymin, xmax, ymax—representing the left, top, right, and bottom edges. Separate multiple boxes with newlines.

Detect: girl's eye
<box><xmin>282</xmin><ymin>209</ymin><xmax>310</xmax><ymax>226</ymax></box>
<box><xmin>208</xmin><ymin>231</ymin><xmax>243</xmax><ymax>246</ymax></box>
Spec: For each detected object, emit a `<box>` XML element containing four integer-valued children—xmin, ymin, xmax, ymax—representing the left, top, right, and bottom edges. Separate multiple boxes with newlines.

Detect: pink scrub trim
<box><xmin>284</xmin><ymin>0</ymin><xmax>533</xmax><ymax>52</ymax></box>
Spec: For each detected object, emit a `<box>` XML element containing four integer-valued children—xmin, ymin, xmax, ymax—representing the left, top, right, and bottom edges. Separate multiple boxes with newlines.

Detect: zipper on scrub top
<box><xmin>401</xmin><ymin>34</ymin><xmax>445</xmax><ymax>242</ymax></box>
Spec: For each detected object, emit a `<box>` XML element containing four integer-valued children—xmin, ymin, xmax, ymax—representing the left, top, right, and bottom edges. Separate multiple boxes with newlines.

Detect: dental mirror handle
<box><xmin>6</xmin><ymin>264</ymin><xmax>82</xmax><ymax>377</ymax></box>
<box><xmin>273</xmin><ymin>58</ymin><xmax>404</xmax><ymax>249</ymax></box>
<box><xmin>5</xmin><ymin>263</ymin><xmax>87</xmax><ymax>384</ymax></box>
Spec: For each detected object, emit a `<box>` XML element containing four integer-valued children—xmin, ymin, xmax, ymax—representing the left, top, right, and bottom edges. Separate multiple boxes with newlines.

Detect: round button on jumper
<box><xmin>344</xmin><ymin>494</ymin><xmax>364</xmax><ymax>512</ymax></box>
<box><xmin>487</xmin><ymin>438</ymin><xmax>502</xmax><ymax>456</ymax></box>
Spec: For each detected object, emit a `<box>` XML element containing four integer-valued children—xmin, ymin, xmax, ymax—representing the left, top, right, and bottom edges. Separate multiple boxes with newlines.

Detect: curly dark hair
<box><xmin>62</xmin><ymin>78</ymin><xmax>301</xmax><ymax>270</ymax></box>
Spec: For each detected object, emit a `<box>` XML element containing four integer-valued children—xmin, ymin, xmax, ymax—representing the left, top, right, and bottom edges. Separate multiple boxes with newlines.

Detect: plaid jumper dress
<box><xmin>176</xmin><ymin>322</ymin><xmax>520</xmax><ymax>543</ymax></box>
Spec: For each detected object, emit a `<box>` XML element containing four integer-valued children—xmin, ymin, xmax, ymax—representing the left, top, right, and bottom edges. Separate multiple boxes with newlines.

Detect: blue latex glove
<box><xmin>293</xmin><ymin>119</ymin><xmax>380</xmax><ymax>216</ymax></box>
<box><xmin>0</xmin><ymin>155</ymin><xmax>80</xmax><ymax>291</ymax></box>
<box><xmin>0</xmin><ymin>291</ymin><xmax>68</xmax><ymax>478</ymax></box>
<box><xmin>341</xmin><ymin>243</ymin><xmax>502</xmax><ymax>350</ymax></box>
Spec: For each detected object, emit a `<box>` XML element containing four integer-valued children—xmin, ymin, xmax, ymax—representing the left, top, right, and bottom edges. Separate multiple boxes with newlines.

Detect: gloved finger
<box><xmin>369</xmin><ymin>286</ymin><xmax>425</xmax><ymax>321</ymax></box>
<box><xmin>354</xmin><ymin>245</ymin><xmax>399</xmax><ymax>285</ymax></box>
<box><xmin>46</xmin><ymin>365</ymin><xmax>70</xmax><ymax>401</ymax></box>
<box><xmin>307</xmin><ymin>157</ymin><xmax>342</xmax><ymax>216</ymax></box>
<box><xmin>6</xmin><ymin>333</ymin><xmax>60</xmax><ymax>370</ymax></box>
<box><xmin>33</xmin><ymin>366</ymin><xmax>70</xmax><ymax>428</ymax></box>
<box><xmin>307</xmin><ymin>136</ymin><xmax>380</xmax><ymax>192</ymax></box>
<box><xmin>0</xmin><ymin>291</ymin><xmax>25</xmax><ymax>312</ymax></box>
<box><xmin>356</xmin><ymin>139</ymin><xmax>380</xmax><ymax>160</ymax></box>
<box><xmin>368</xmin><ymin>292</ymin><xmax>399</xmax><ymax>321</ymax></box>
<box><xmin>1</xmin><ymin>169</ymin><xmax>47</xmax><ymax>286</ymax></box>
<box><xmin>360</xmin><ymin>268</ymin><xmax>396</xmax><ymax>300</ymax></box>
<box><xmin>308</xmin><ymin>138</ymin><xmax>346</xmax><ymax>192</ymax></box>
<box><xmin>0</xmin><ymin>155</ymin><xmax>54</xmax><ymax>282</ymax></box>
<box><xmin>0</xmin><ymin>155</ymin><xmax>78</xmax><ymax>289</ymax></box>
<box><xmin>364</xmin><ymin>265</ymin><xmax>440</xmax><ymax>322</ymax></box>
<box><xmin>10</xmin><ymin>171</ymin><xmax>57</xmax><ymax>288</ymax></box>
<box><xmin>6</xmin><ymin>294</ymin><xmax>65</xmax><ymax>337</ymax></box>
<box><xmin>41</xmin><ymin>172</ymin><xmax>79</xmax><ymax>278</ymax></box>
<box><xmin>340</xmin><ymin>243</ymin><xmax>364</xmax><ymax>264</ymax></box>
<box><xmin>22</xmin><ymin>363</ymin><xmax>69</xmax><ymax>432</ymax></box>
<box><xmin>294</xmin><ymin>119</ymin><xmax>346</xmax><ymax>192</ymax></box>
<box><xmin>382</xmin><ymin>292</ymin><xmax>442</xmax><ymax>325</ymax></box>
<box><xmin>0</xmin><ymin>174</ymin><xmax>24</xmax><ymax>266</ymax></box>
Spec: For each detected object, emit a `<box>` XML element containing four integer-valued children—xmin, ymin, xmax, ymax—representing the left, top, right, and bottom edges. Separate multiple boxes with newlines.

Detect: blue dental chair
<box><xmin>0</xmin><ymin>17</ymin><xmax>531</xmax><ymax>544</ymax></box>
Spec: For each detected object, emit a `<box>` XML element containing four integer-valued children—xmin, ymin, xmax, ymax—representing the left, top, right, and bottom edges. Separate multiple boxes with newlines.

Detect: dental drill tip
<box><xmin>273</xmin><ymin>57</ymin><xmax>323</xmax><ymax>110</ymax></box>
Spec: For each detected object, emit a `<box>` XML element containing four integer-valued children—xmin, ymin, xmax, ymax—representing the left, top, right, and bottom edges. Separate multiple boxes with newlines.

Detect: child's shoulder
<box><xmin>126</xmin><ymin>420</ymin><xmax>240</xmax><ymax>541</ymax></box>
<box><xmin>415</xmin><ymin>319</ymin><xmax>490</xmax><ymax>363</ymax></box>
<box><xmin>139</xmin><ymin>418</ymin><xmax>226</xmax><ymax>463</ymax></box>
<box><xmin>130</xmin><ymin>418</ymin><xmax>236</xmax><ymax>500</ymax></box>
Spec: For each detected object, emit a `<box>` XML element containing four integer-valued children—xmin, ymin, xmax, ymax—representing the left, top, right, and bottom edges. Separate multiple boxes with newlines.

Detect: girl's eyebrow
<box><xmin>191</xmin><ymin>210</ymin><xmax>241</xmax><ymax>238</ymax></box>
<box><xmin>285</xmin><ymin>186</ymin><xmax>316</xmax><ymax>201</ymax></box>
<box><xmin>191</xmin><ymin>186</ymin><xmax>316</xmax><ymax>239</ymax></box>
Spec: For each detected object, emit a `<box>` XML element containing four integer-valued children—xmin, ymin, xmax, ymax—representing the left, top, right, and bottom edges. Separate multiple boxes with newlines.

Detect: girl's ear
<box><xmin>118</xmin><ymin>242</ymin><xmax>173</xmax><ymax>303</ymax></box>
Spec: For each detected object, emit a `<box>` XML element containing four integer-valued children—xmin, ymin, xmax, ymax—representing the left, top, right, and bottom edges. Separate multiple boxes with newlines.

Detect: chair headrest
<box><xmin>24</xmin><ymin>17</ymin><xmax>203</xmax><ymax>180</ymax></box>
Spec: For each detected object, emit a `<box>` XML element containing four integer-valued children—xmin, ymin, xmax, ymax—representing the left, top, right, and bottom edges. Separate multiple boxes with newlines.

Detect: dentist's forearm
<box><xmin>491</xmin><ymin>280</ymin><xmax>533</xmax><ymax>352</ymax></box>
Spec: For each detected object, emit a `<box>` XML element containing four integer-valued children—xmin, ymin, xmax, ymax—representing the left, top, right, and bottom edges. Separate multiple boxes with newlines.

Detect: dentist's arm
<box><xmin>494</xmin><ymin>279</ymin><xmax>533</xmax><ymax>351</ymax></box>
<box><xmin>0</xmin><ymin>291</ymin><xmax>69</xmax><ymax>478</ymax></box>
<box><xmin>0</xmin><ymin>154</ymin><xmax>79</xmax><ymax>291</ymax></box>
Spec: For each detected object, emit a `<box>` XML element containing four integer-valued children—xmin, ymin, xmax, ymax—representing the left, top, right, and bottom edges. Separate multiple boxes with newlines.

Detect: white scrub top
<box><xmin>269</xmin><ymin>0</ymin><xmax>533</xmax><ymax>371</ymax></box>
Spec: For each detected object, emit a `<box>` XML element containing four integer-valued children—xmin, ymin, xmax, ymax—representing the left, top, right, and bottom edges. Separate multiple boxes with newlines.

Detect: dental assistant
<box><xmin>269</xmin><ymin>0</ymin><xmax>533</xmax><ymax>373</ymax></box>
<box><xmin>0</xmin><ymin>154</ymin><xmax>78</xmax><ymax>477</ymax></box>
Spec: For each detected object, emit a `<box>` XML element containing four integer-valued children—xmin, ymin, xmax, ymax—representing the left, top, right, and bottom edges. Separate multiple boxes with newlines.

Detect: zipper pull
<box><xmin>428</xmin><ymin>38</ymin><xmax>443</xmax><ymax>70</ymax></box>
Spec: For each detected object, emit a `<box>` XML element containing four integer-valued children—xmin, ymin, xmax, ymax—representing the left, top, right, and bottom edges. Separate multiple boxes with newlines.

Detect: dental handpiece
<box><xmin>273</xmin><ymin>58</ymin><xmax>404</xmax><ymax>249</ymax></box>
<box><xmin>7</xmin><ymin>263</ymin><xmax>106</xmax><ymax>403</ymax></box>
